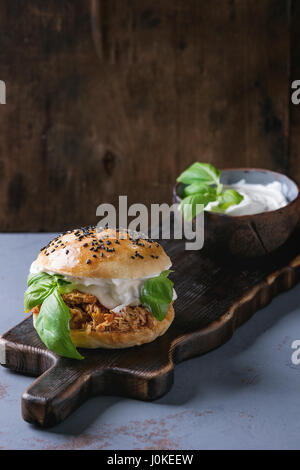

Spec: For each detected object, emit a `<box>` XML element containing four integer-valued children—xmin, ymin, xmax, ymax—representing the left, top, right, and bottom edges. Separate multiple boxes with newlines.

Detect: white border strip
<box><xmin>0</xmin><ymin>338</ymin><xmax>6</xmax><ymax>365</ymax></box>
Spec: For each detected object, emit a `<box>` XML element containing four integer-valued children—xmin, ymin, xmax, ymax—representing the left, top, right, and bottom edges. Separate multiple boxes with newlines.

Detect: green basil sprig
<box><xmin>140</xmin><ymin>270</ymin><xmax>174</xmax><ymax>321</ymax></box>
<box><xmin>177</xmin><ymin>162</ymin><xmax>243</xmax><ymax>219</ymax></box>
<box><xmin>36</xmin><ymin>289</ymin><xmax>83</xmax><ymax>360</ymax></box>
<box><xmin>24</xmin><ymin>272</ymin><xmax>83</xmax><ymax>360</ymax></box>
<box><xmin>177</xmin><ymin>162</ymin><xmax>221</xmax><ymax>187</ymax></box>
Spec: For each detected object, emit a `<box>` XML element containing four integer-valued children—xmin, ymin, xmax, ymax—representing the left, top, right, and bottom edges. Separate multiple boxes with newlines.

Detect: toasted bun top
<box><xmin>34</xmin><ymin>227</ymin><xmax>171</xmax><ymax>279</ymax></box>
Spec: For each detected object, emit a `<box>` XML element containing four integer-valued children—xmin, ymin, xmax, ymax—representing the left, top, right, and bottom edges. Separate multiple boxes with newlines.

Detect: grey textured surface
<box><xmin>0</xmin><ymin>233</ymin><xmax>300</xmax><ymax>450</ymax></box>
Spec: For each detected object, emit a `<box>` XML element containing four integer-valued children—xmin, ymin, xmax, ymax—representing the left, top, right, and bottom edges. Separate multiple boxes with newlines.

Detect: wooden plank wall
<box><xmin>0</xmin><ymin>0</ymin><xmax>298</xmax><ymax>231</ymax></box>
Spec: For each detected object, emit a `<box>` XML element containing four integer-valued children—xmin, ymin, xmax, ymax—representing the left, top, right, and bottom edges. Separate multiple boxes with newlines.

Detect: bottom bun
<box><xmin>33</xmin><ymin>304</ymin><xmax>174</xmax><ymax>350</ymax></box>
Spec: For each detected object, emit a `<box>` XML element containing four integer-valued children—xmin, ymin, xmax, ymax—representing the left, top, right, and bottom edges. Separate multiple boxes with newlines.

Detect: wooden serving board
<box><xmin>1</xmin><ymin>231</ymin><xmax>300</xmax><ymax>428</ymax></box>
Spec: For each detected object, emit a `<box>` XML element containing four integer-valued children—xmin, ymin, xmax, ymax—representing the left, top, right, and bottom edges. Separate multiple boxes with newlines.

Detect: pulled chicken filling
<box><xmin>32</xmin><ymin>289</ymin><xmax>157</xmax><ymax>332</ymax></box>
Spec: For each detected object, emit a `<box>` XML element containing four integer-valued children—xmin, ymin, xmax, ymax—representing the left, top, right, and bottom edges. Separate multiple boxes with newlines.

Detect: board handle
<box><xmin>22</xmin><ymin>361</ymin><xmax>92</xmax><ymax>427</ymax></box>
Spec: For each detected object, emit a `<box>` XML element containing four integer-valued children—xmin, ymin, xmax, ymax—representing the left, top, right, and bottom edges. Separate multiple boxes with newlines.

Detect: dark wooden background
<box><xmin>0</xmin><ymin>0</ymin><xmax>299</xmax><ymax>231</ymax></box>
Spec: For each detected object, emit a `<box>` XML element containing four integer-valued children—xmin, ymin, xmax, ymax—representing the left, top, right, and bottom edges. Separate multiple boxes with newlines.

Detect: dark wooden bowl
<box><xmin>174</xmin><ymin>168</ymin><xmax>300</xmax><ymax>258</ymax></box>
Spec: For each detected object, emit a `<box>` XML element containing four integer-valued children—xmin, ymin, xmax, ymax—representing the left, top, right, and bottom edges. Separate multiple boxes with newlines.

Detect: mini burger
<box><xmin>24</xmin><ymin>227</ymin><xmax>176</xmax><ymax>359</ymax></box>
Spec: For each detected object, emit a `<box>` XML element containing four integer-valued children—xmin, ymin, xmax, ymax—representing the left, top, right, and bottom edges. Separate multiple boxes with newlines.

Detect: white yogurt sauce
<box><xmin>30</xmin><ymin>261</ymin><xmax>177</xmax><ymax>311</ymax></box>
<box><xmin>206</xmin><ymin>180</ymin><xmax>288</xmax><ymax>216</ymax></box>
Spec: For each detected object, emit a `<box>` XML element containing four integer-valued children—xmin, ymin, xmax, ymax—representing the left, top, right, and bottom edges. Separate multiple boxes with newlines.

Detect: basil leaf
<box><xmin>56</xmin><ymin>277</ymin><xmax>75</xmax><ymax>294</ymax></box>
<box><xmin>160</xmin><ymin>269</ymin><xmax>173</xmax><ymax>278</ymax></box>
<box><xmin>177</xmin><ymin>162</ymin><xmax>221</xmax><ymax>186</ymax></box>
<box><xmin>27</xmin><ymin>272</ymin><xmax>53</xmax><ymax>287</ymax></box>
<box><xmin>140</xmin><ymin>271</ymin><xmax>174</xmax><ymax>321</ymax></box>
<box><xmin>178</xmin><ymin>194</ymin><xmax>206</xmax><ymax>221</ymax></box>
<box><xmin>184</xmin><ymin>182</ymin><xmax>217</xmax><ymax>199</ymax></box>
<box><xmin>215</xmin><ymin>189</ymin><xmax>244</xmax><ymax>211</ymax></box>
<box><xmin>24</xmin><ymin>273</ymin><xmax>57</xmax><ymax>311</ymax></box>
<box><xmin>25</xmin><ymin>272</ymin><xmax>82</xmax><ymax>359</ymax></box>
<box><xmin>24</xmin><ymin>272</ymin><xmax>74</xmax><ymax>311</ymax></box>
<box><xmin>36</xmin><ymin>288</ymin><xmax>83</xmax><ymax>360</ymax></box>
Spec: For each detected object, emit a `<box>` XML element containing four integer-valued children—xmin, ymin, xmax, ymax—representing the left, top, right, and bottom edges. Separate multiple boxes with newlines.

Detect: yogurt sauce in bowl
<box><xmin>174</xmin><ymin>168</ymin><xmax>300</xmax><ymax>257</ymax></box>
<box><xmin>206</xmin><ymin>180</ymin><xmax>288</xmax><ymax>216</ymax></box>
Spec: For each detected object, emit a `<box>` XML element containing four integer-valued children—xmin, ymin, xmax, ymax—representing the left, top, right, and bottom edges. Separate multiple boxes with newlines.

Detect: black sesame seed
<box><xmin>92</xmin><ymin>254</ymin><xmax>97</xmax><ymax>258</ymax></box>
<box><xmin>86</xmin><ymin>259</ymin><xmax>91</xmax><ymax>264</ymax></box>
<box><xmin>65</xmin><ymin>250</ymin><xmax>69</xmax><ymax>254</ymax></box>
